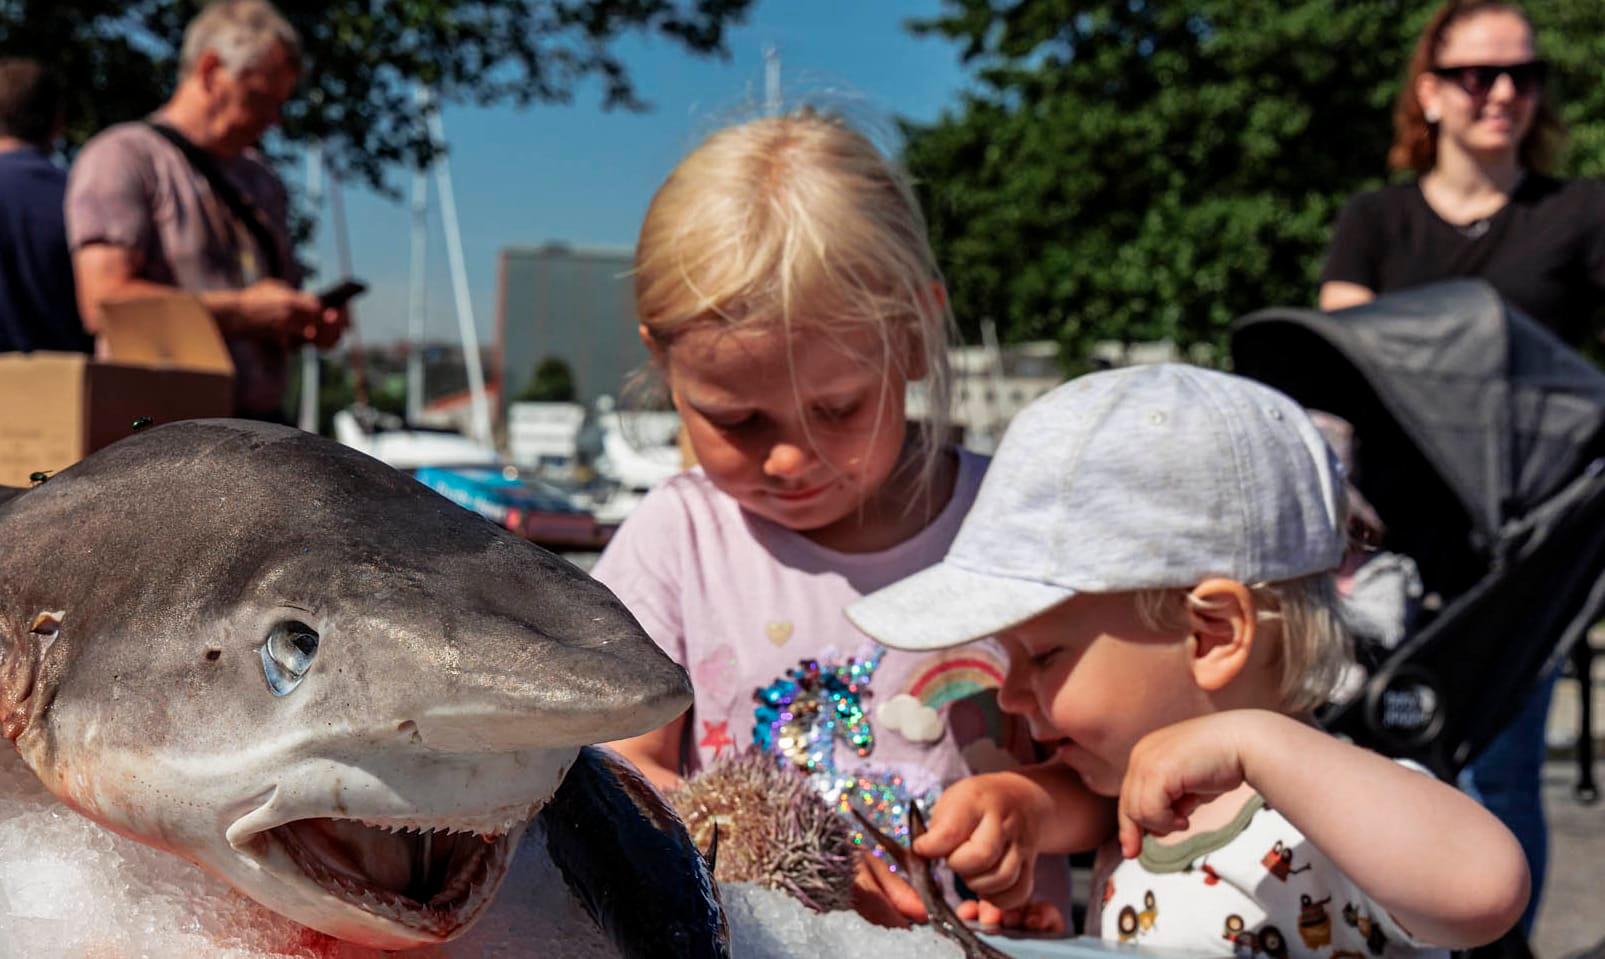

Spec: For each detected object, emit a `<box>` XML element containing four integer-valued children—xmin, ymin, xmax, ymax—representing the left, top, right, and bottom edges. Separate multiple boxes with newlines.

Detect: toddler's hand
<box><xmin>914</xmin><ymin>772</ymin><xmax>1050</xmax><ymax>909</ymax></box>
<box><xmin>956</xmin><ymin>898</ymin><xmax>1067</xmax><ymax>934</ymax></box>
<box><xmin>1117</xmin><ymin>713</ymin><xmax>1258</xmax><ymax>858</ymax></box>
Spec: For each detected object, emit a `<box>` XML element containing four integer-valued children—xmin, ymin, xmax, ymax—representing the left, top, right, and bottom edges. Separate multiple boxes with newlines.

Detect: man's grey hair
<box><xmin>180</xmin><ymin>0</ymin><xmax>302</xmax><ymax>77</ymax></box>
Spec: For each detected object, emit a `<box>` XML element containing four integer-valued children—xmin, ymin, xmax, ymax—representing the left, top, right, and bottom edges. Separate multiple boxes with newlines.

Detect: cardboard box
<box><xmin>0</xmin><ymin>295</ymin><xmax>235</xmax><ymax>486</ymax></box>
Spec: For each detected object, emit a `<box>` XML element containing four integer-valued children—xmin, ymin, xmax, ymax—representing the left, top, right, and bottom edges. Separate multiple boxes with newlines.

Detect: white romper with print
<box><xmin>1091</xmin><ymin>792</ymin><xmax>1447</xmax><ymax>959</ymax></box>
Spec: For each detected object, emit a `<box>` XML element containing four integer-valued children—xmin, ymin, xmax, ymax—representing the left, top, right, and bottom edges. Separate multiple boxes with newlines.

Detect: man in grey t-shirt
<box><xmin>67</xmin><ymin>0</ymin><xmax>346</xmax><ymax>421</ymax></box>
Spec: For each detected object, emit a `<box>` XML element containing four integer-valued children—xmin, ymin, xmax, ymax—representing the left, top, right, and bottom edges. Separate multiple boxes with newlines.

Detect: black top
<box><xmin>1321</xmin><ymin>174</ymin><xmax>1605</xmax><ymax>348</ymax></box>
<box><xmin>0</xmin><ymin>147</ymin><xmax>89</xmax><ymax>353</ymax></box>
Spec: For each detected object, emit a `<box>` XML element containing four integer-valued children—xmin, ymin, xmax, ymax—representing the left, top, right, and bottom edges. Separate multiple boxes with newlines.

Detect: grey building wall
<box><xmin>498</xmin><ymin>244</ymin><xmax>647</xmax><ymax>409</ymax></box>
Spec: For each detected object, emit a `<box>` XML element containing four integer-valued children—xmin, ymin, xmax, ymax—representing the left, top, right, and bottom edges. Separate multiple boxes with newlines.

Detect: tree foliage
<box><xmin>0</xmin><ymin>0</ymin><xmax>753</xmax><ymax>191</ymax></box>
<box><xmin>518</xmin><ymin>355</ymin><xmax>577</xmax><ymax>402</ymax></box>
<box><xmin>902</xmin><ymin>0</ymin><xmax>1605</xmax><ymax>364</ymax></box>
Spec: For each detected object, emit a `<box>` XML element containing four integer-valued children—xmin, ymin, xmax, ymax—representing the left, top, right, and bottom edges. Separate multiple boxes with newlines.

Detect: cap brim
<box><xmin>846</xmin><ymin>561</ymin><xmax>1075</xmax><ymax>652</ymax></box>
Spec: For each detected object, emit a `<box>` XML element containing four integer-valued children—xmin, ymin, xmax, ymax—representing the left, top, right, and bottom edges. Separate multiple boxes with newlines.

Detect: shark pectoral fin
<box><xmin>540</xmin><ymin>746</ymin><xmax>729</xmax><ymax>959</ymax></box>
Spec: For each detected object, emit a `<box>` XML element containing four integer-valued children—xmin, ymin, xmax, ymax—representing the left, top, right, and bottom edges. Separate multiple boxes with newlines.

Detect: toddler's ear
<box><xmin>1184</xmin><ymin>579</ymin><xmax>1257</xmax><ymax>693</ymax></box>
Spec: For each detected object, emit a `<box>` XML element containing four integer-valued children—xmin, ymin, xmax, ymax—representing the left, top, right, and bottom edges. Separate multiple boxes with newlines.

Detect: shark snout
<box><xmin>405</xmin><ymin>637</ymin><xmax>693</xmax><ymax>753</ymax></box>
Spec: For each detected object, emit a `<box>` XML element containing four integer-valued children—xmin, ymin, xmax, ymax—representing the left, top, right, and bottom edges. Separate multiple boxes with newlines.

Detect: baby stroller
<box><xmin>1230</xmin><ymin>280</ymin><xmax>1605</xmax><ymax>796</ymax></box>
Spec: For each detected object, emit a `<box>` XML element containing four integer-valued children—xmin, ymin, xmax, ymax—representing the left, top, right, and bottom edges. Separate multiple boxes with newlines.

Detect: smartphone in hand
<box><xmin>316</xmin><ymin>278</ymin><xmax>368</xmax><ymax>310</ymax></box>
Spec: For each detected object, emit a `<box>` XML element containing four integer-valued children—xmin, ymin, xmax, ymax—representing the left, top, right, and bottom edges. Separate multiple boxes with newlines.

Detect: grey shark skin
<box><xmin>0</xmin><ymin>419</ymin><xmax>703</xmax><ymax>950</ymax></box>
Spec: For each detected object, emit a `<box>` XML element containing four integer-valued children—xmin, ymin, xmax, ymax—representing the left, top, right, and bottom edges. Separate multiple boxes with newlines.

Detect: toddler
<box><xmin>848</xmin><ymin>364</ymin><xmax>1528</xmax><ymax>953</ymax></box>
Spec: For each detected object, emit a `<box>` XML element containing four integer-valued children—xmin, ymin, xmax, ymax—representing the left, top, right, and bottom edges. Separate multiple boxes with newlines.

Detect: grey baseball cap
<box><xmin>847</xmin><ymin>364</ymin><xmax>1346</xmax><ymax>652</ymax></box>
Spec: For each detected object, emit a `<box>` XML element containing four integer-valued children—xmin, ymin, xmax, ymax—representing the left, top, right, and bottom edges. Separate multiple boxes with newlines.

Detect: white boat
<box><xmin>593</xmin><ymin>396</ymin><xmax>683</xmax><ymax>492</ymax></box>
<box><xmin>331</xmin><ymin>407</ymin><xmax>499</xmax><ymax>471</ymax></box>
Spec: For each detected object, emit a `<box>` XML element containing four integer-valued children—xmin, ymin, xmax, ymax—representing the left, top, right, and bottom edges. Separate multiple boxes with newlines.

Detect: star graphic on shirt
<box><xmin>699</xmin><ymin>720</ymin><xmax>736</xmax><ymax>759</ymax></box>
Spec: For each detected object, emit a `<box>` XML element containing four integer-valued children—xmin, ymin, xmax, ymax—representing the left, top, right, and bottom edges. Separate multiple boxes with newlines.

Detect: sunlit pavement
<box><xmin>1536</xmin><ymin>662</ymin><xmax>1605</xmax><ymax>959</ymax></box>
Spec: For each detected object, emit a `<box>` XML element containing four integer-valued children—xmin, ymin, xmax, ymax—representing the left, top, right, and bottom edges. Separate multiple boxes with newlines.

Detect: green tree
<box><xmin>0</xmin><ymin>0</ymin><xmax>753</xmax><ymax>192</ymax></box>
<box><xmin>517</xmin><ymin>355</ymin><xmax>577</xmax><ymax>402</ymax></box>
<box><xmin>902</xmin><ymin>1</ymin><xmax>1605</xmax><ymax>366</ymax></box>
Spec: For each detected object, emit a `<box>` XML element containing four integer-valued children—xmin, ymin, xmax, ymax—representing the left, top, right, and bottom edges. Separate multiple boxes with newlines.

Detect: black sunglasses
<box><xmin>1428</xmin><ymin>60</ymin><xmax>1548</xmax><ymax>98</ymax></box>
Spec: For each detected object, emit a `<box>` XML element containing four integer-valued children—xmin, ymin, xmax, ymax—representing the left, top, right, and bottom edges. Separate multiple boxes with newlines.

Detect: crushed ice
<box><xmin>0</xmin><ymin>748</ymin><xmax>977</xmax><ymax>959</ymax></box>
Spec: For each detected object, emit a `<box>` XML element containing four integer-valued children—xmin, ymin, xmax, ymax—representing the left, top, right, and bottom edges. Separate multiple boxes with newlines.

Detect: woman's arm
<box><xmin>1318</xmin><ymin>280</ymin><xmax>1377</xmax><ymax>312</ymax></box>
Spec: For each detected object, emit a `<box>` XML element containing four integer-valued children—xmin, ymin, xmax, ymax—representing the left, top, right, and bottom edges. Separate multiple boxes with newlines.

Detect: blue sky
<box><xmin>303</xmin><ymin>0</ymin><xmax>975</xmax><ymax>345</ymax></box>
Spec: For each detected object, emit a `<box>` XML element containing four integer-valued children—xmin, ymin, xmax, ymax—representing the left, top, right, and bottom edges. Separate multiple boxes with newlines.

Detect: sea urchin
<box><xmin>668</xmin><ymin>750</ymin><xmax>858</xmax><ymax>913</ymax></box>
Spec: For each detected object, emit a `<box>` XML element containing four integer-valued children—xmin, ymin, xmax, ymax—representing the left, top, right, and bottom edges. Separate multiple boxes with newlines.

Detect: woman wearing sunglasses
<box><xmin>1319</xmin><ymin>1</ymin><xmax>1603</xmax><ymax>348</ymax></box>
<box><xmin>1320</xmin><ymin>0</ymin><xmax>1599</xmax><ymax>941</ymax></box>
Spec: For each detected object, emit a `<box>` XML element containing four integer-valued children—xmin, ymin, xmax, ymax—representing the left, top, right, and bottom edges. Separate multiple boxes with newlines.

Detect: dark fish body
<box><xmin>542</xmin><ymin>746</ymin><xmax>730</xmax><ymax>959</ymax></box>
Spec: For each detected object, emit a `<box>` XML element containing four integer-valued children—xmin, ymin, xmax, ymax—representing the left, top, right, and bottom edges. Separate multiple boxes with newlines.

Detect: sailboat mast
<box><xmin>421</xmin><ymin>87</ymin><xmax>494</xmax><ymax>448</ymax></box>
<box><xmin>406</xmin><ymin>164</ymin><xmax>428</xmax><ymax>424</ymax></box>
<box><xmin>297</xmin><ymin>143</ymin><xmax>324</xmax><ymax>433</ymax></box>
<box><xmin>764</xmin><ymin>45</ymin><xmax>781</xmax><ymax>115</ymax></box>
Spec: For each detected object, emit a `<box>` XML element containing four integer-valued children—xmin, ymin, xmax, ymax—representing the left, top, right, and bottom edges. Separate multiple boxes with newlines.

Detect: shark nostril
<box><xmin>205</xmin><ymin>649</ymin><xmax>222</xmax><ymax>662</ymax></box>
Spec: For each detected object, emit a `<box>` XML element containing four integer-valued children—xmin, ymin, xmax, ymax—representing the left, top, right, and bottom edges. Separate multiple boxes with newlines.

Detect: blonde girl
<box><xmin>593</xmin><ymin>109</ymin><xmax>1069</xmax><ymax>930</ymax></box>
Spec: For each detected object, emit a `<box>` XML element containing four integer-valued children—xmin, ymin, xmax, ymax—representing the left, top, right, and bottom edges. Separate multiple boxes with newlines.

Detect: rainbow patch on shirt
<box><xmin>907</xmin><ymin>653</ymin><xmax>1006</xmax><ymax>710</ymax></box>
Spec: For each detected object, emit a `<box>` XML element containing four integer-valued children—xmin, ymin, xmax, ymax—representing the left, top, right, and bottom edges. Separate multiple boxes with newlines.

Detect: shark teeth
<box><xmin>349</xmin><ymin>799</ymin><xmax>543</xmax><ymax>840</ymax></box>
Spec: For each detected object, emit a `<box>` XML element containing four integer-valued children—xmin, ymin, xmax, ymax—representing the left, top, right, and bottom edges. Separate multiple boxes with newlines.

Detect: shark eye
<box><xmin>262</xmin><ymin>620</ymin><xmax>319</xmax><ymax>696</ymax></box>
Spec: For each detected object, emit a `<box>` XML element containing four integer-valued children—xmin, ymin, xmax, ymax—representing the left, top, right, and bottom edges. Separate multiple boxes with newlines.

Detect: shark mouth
<box><xmin>263</xmin><ymin>811</ymin><xmax>532</xmax><ymax>938</ymax></box>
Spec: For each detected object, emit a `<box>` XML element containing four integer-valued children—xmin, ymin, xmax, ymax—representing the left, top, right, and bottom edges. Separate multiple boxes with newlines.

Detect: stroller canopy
<box><xmin>1232</xmin><ymin>280</ymin><xmax>1605</xmax><ymax>775</ymax></box>
<box><xmin>1234</xmin><ymin>280</ymin><xmax>1605</xmax><ymax>595</ymax></box>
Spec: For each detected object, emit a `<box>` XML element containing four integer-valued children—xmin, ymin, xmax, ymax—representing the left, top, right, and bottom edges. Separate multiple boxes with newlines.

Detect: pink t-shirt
<box><xmin>592</xmin><ymin>450</ymin><xmax>1064</xmax><ymax>873</ymax></box>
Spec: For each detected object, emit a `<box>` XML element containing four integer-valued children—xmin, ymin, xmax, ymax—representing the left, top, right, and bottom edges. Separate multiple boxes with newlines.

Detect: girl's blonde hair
<box><xmin>1134</xmin><ymin>575</ymin><xmax>1354</xmax><ymax>715</ymax></box>
<box><xmin>632</xmin><ymin>108</ymin><xmax>956</xmax><ymax>486</ymax></box>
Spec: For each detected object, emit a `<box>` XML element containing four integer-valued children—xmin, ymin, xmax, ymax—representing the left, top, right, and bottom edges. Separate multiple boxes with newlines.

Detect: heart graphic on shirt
<box><xmin>764</xmin><ymin>621</ymin><xmax>793</xmax><ymax>646</ymax></box>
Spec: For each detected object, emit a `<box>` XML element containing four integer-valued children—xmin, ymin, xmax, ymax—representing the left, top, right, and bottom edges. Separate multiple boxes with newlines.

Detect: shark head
<box><xmin>0</xmin><ymin>420</ymin><xmax>691</xmax><ymax>948</ymax></box>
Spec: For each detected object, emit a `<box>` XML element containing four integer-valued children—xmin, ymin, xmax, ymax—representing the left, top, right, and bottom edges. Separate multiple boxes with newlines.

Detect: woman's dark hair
<box><xmin>1387</xmin><ymin>0</ymin><xmax>1565</xmax><ymax>175</ymax></box>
